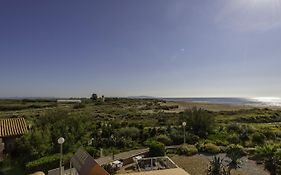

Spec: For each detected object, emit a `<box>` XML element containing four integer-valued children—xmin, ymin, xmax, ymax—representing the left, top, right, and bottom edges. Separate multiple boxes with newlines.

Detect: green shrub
<box><xmin>155</xmin><ymin>135</ymin><xmax>172</xmax><ymax>146</ymax></box>
<box><xmin>227</xmin><ymin>134</ymin><xmax>240</xmax><ymax>144</ymax></box>
<box><xmin>204</xmin><ymin>143</ymin><xmax>220</xmax><ymax>154</ymax></box>
<box><xmin>85</xmin><ymin>146</ymin><xmax>99</xmax><ymax>158</ymax></box>
<box><xmin>226</xmin><ymin>144</ymin><xmax>246</xmax><ymax>166</ymax></box>
<box><xmin>252</xmin><ymin>132</ymin><xmax>266</xmax><ymax>144</ymax></box>
<box><xmin>73</xmin><ymin>103</ymin><xmax>85</xmax><ymax>109</ymax></box>
<box><xmin>185</xmin><ymin>133</ymin><xmax>200</xmax><ymax>144</ymax></box>
<box><xmin>146</xmin><ymin>140</ymin><xmax>165</xmax><ymax>157</ymax></box>
<box><xmin>25</xmin><ymin>153</ymin><xmax>72</xmax><ymax>173</ymax></box>
<box><xmin>227</xmin><ymin>123</ymin><xmax>241</xmax><ymax>133</ymax></box>
<box><xmin>255</xmin><ymin>144</ymin><xmax>278</xmax><ymax>174</ymax></box>
<box><xmin>177</xmin><ymin>144</ymin><xmax>198</xmax><ymax>156</ymax></box>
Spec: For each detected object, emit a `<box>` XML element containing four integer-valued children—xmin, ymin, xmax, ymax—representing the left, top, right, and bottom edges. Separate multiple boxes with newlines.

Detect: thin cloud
<box><xmin>215</xmin><ymin>0</ymin><xmax>281</xmax><ymax>32</ymax></box>
<box><xmin>170</xmin><ymin>48</ymin><xmax>185</xmax><ymax>62</ymax></box>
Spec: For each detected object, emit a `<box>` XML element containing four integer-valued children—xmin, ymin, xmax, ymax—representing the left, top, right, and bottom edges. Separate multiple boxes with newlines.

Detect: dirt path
<box><xmin>170</xmin><ymin>154</ymin><xmax>270</xmax><ymax>175</ymax></box>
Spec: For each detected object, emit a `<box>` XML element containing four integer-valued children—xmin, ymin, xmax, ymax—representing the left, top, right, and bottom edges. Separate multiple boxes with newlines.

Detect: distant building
<box><xmin>0</xmin><ymin>117</ymin><xmax>28</xmax><ymax>159</ymax></box>
<box><xmin>57</xmin><ymin>99</ymin><xmax>82</xmax><ymax>103</ymax></box>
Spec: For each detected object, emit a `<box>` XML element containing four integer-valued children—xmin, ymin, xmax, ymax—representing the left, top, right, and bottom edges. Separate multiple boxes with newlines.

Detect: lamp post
<box><xmin>58</xmin><ymin>137</ymin><xmax>65</xmax><ymax>175</ymax></box>
<box><xmin>88</xmin><ymin>138</ymin><xmax>94</xmax><ymax>146</ymax></box>
<box><xmin>111</xmin><ymin>135</ymin><xmax>116</xmax><ymax>160</ymax></box>
<box><xmin>182</xmin><ymin>122</ymin><xmax>186</xmax><ymax>145</ymax></box>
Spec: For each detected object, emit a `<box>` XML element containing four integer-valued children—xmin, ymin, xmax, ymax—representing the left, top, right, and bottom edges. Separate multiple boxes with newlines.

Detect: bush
<box><xmin>227</xmin><ymin>134</ymin><xmax>240</xmax><ymax>144</ymax></box>
<box><xmin>227</xmin><ymin>123</ymin><xmax>241</xmax><ymax>133</ymax></box>
<box><xmin>146</xmin><ymin>140</ymin><xmax>165</xmax><ymax>157</ymax></box>
<box><xmin>155</xmin><ymin>135</ymin><xmax>172</xmax><ymax>146</ymax></box>
<box><xmin>177</xmin><ymin>144</ymin><xmax>198</xmax><ymax>156</ymax></box>
<box><xmin>73</xmin><ymin>103</ymin><xmax>85</xmax><ymax>109</ymax></box>
<box><xmin>204</xmin><ymin>143</ymin><xmax>220</xmax><ymax>154</ymax></box>
<box><xmin>118</xmin><ymin>127</ymin><xmax>140</xmax><ymax>139</ymax></box>
<box><xmin>252</xmin><ymin>132</ymin><xmax>266</xmax><ymax>145</ymax></box>
<box><xmin>25</xmin><ymin>153</ymin><xmax>72</xmax><ymax>173</ymax></box>
<box><xmin>85</xmin><ymin>146</ymin><xmax>99</xmax><ymax>158</ymax></box>
<box><xmin>185</xmin><ymin>133</ymin><xmax>200</xmax><ymax>144</ymax></box>
<box><xmin>255</xmin><ymin>144</ymin><xmax>278</xmax><ymax>174</ymax></box>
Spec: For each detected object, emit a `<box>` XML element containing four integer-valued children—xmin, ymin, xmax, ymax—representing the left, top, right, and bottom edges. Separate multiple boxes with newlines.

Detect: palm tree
<box><xmin>208</xmin><ymin>156</ymin><xmax>230</xmax><ymax>175</ymax></box>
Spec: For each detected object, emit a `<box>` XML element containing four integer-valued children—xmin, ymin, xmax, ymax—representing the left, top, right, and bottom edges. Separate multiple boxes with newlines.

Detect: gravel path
<box><xmin>170</xmin><ymin>154</ymin><xmax>270</xmax><ymax>175</ymax></box>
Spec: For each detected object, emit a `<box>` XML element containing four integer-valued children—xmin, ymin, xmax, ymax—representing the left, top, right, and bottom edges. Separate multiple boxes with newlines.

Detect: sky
<box><xmin>1</xmin><ymin>0</ymin><xmax>281</xmax><ymax>98</ymax></box>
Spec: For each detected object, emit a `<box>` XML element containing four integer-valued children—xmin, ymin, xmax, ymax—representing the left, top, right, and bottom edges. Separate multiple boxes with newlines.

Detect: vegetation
<box><xmin>225</xmin><ymin>144</ymin><xmax>246</xmax><ymax>167</ymax></box>
<box><xmin>146</xmin><ymin>140</ymin><xmax>165</xmax><ymax>157</ymax></box>
<box><xmin>255</xmin><ymin>144</ymin><xmax>281</xmax><ymax>175</ymax></box>
<box><xmin>177</xmin><ymin>144</ymin><xmax>198</xmax><ymax>156</ymax></box>
<box><xmin>1</xmin><ymin>98</ymin><xmax>281</xmax><ymax>174</ymax></box>
<box><xmin>203</xmin><ymin>143</ymin><xmax>220</xmax><ymax>154</ymax></box>
<box><xmin>207</xmin><ymin>156</ymin><xmax>230</xmax><ymax>175</ymax></box>
<box><xmin>180</xmin><ymin>108</ymin><xmax>214</xmax><ymax>138</ymax></box>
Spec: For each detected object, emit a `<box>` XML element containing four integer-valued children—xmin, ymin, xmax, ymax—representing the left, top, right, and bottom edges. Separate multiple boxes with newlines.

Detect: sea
<box><xmin>162</xmin><ymin>97</ymin><xmax>281</xmax><ymax>107</ymax></box>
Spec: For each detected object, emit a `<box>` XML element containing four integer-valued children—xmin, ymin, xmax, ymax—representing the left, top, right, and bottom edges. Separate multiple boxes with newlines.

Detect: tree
<box><xmin>180</xmin><ymin>108</ymin><xmax>214</xmax><ymax>138</ymax></box>
<box><xmin>90</xmin><ymin>93</ymin><xmax>98</xmax><ymax>101</ymax></box>
<box><xmin>208</xmin><ymin>156</ymin><xmax>230</xmax><ymax>175</ymax></box>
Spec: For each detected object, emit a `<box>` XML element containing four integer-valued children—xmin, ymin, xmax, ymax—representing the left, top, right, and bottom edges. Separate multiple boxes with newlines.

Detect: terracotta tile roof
<box><xmin>0</xmin><ymin>118</ymin><xmax>28</xmax><ymax>137</ymax></box>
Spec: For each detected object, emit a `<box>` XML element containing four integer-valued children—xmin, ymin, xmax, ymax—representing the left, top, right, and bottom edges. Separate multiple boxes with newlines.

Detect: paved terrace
<box><xmin>118</xmin><ymin>168</ymin><xmax>190</xmax><ymax>175</ymax></box>
<box><xmin>95</xmin><ymin>148</ymin><xmax>149</xmax><ymax>165</ymax></box>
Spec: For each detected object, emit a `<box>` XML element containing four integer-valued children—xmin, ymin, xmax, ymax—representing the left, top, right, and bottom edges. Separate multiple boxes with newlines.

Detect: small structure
<box><xmin>101</xmin><ymin>95</ymin><xmax>105</xmax><ymax>102</ymax></box>
<box><xmin>0</xmin><ymin>117</ymin><xmax>28</xmax><ymax>153</ymax></box>
<box><xmin>57</xmin><ymin>99</ymin><xmax>82</xmax><ymax>103</ymax></box>
<box><xmin>118</xmin><ymin>156</ymin><xmax>190</xmax><ymax>175</ymax></box>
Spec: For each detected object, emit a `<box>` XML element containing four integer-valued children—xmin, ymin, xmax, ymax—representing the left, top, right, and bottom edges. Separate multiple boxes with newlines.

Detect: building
<box><xmin>48</xmin><ymin>148</ymin><xmax>190</xmax><ymax>175</ymax></box>
<box><xmin>57</xmin><ymin>99</ymin><xmax>82</xmax><ymax>103</ymax></box>
<box><xmin>0</xmin><ymin>117</ymin><xmax>28</xmax><ymax>156</ymax></box>
<box><xmin>118</xmin><ymin>168</ymin><xmax>190</xmax><ymax>175</ymax></box>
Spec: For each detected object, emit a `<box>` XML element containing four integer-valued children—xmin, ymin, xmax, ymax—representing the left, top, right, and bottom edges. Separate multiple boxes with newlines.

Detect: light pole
<box><xmin>111</xmin><ymin>135</ymin><xmax>116</xmax><ymax>160</ymax></box>
<box><xmin>88</xmin><ymin>138</ymin><xmax>94</xmax><ymax>146</ymax></box>
<box><xmin>58</xmin><ymin>137</ymin><xmax>65</xmax><ymax>175</ymax></box>
<box><xmin>182</xmin><ymin>122</ymin><xmax>186</xmax><ymax>145</ymax></box>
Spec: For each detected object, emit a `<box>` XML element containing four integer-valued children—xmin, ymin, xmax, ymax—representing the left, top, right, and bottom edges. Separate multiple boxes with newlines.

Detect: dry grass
<box><xmin>164</xmin><ymin>101</ymin><xmax>261</xmax><ymax>112</ymax></box>
<box><xmin>170</xmin><ymin>155</ymin><xmax>269</xmax><ymax>175</ymax></box>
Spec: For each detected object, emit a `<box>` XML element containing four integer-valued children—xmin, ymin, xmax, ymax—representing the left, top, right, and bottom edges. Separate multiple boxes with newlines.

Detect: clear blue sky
<box><xmin>1</xmin><ymin>0</ymin><xmax>281</xmax><ymax>98</ymax></box>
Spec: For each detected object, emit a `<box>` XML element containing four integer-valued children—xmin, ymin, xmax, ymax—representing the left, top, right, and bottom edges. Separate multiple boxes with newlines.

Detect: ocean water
<box><xmin>163</xmin><ymin>97</ymin><xmax>281</xmax><ymax>107</ymax></box>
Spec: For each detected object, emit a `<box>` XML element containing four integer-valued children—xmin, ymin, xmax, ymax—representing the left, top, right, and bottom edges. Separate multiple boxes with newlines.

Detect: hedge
<box><xmin>26</xmin><ymin>153</ymin><xmax>73</xmax><ymax>174</ymax></box>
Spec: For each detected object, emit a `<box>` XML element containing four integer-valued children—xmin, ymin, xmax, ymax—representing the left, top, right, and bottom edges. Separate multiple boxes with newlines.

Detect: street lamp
<box><xmin>182</xmin><ymin>122</ymin><xmax>186</xmax><ymax>145</ymax></box>
<box><xmin>58</xmin><ymin>137</ymin><xmax>65</xmax><ymax>175</ymax></box>
<box><xmin>111</xmin><ymin>135</ymin><xmax>116</xmax><ymax>160</ymax></box>
<box><xmin>88</xmin><ymin>138</ymin><xmax>94</xmax><ymax>146</ymax></box>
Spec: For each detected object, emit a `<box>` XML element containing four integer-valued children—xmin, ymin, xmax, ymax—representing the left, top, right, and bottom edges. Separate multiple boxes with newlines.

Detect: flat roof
<box><xmin>117</xmin><ymin>168</ymin><xmax>190</xmax><ymax>175</ymax></box>
<box><xmin>95</xmin><ymin>148</ymin><xmax>149</xmax><ymax>165</ymax></box>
